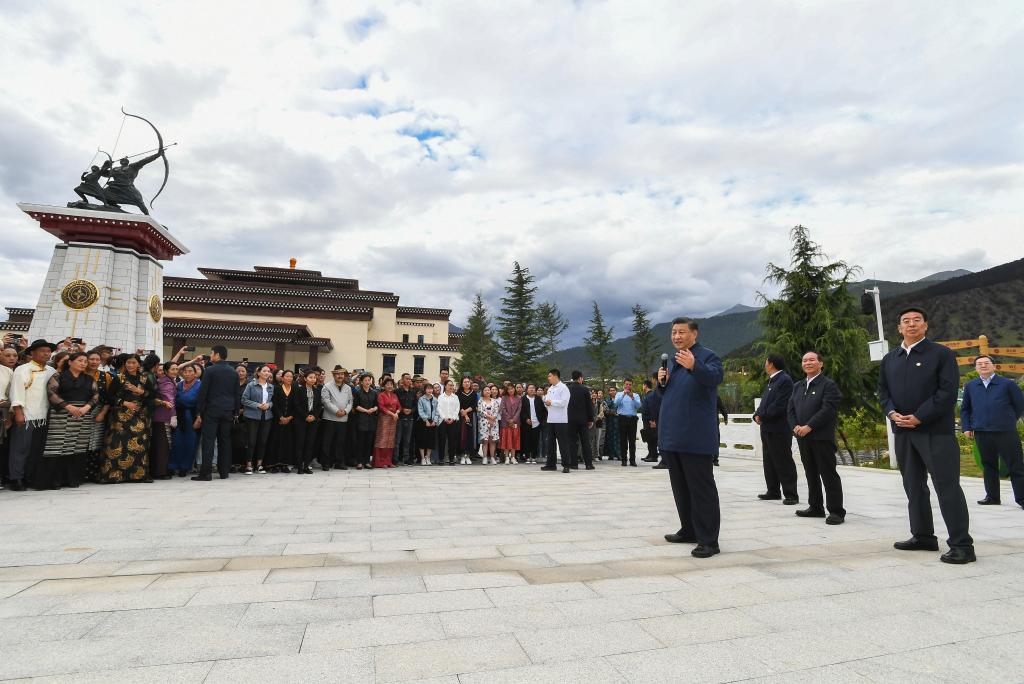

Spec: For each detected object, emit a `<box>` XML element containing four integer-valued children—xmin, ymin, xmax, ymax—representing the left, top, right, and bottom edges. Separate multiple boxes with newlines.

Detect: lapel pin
<box><xmin>915</xmin><ymin>362</ymin><xmax>922</xmax><ymax>367</ymax></box>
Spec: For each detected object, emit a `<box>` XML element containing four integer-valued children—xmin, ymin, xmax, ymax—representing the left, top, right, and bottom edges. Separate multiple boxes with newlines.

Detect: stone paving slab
<box><xmin>0</xmin><ymin>457</ymin><xmax>1023</xmax><ymax>681</ymax></box>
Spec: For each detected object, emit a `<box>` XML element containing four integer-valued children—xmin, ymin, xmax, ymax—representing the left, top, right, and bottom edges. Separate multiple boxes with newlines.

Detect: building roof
<box><xmin>367</xmin><ymin>340</ymin><xmax>461</xmax><ymax>352</ymax></box>
<box><xmin>198</xmin><ymin>266</ymin><xmax>360</xmax><ymax>290</ymax></box>
<box><xmin>163</xmin><ymin>277</ymin><xmax>400</xmax><ymax>305</ymax></box>
<box><xmin>164</xmin><ymin>318</ymin><xmax>333</xmax><ymax>350</ymax></box>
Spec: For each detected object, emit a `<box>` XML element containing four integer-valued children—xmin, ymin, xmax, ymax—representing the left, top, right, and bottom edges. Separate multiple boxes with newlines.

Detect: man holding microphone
<box><xmin>657</xmin><ymin>317</ymin><xmax>725</xmax><ymax>558</ymax></box>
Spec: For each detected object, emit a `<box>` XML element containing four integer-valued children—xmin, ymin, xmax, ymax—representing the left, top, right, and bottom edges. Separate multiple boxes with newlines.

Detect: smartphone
<box><xmin>71</xmin><ymin>338</ymin><xmax>83</xmax><ymax>344</ymax></box>
<box><xmin>185</xmin><ymin>346</ymin><xmax>196</xmax><ymax>352</ymax></box>
<box><xmin>242</xmin><ymin>357</ymin><xmax>249</xmax><ymax>363</ymax></box>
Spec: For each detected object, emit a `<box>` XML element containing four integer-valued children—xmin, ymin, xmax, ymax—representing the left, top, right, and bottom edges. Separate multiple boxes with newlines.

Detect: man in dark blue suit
<box><xmin>193</xmin><ymin>345</ymin><xmax>241</xmax><ymax>481</ymax></box>
<box><xmin>879</xmin><ymin>307</ymin><xmax>974</xmax><ymax>564</ymax></box>
<box><xmin>961</xmin><ymin>354</ymin><xmax>1024</xmax><ymax>508</ymax></box>
<box><xmin>656</xmin><ymin>317</ymin><xmax>725</xmax><ymax>558</ymax></box>
<box><xmin>754</xmin><ymin>353</ymin><xmax>799</xmax><ymax>504</ymax></box>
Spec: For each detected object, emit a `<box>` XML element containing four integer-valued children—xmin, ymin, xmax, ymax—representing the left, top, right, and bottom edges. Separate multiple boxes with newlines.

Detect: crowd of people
<box><xmin>0</xmin><ymin>334</ymin><xmax>665</xmax><ymax>492</ymax></box>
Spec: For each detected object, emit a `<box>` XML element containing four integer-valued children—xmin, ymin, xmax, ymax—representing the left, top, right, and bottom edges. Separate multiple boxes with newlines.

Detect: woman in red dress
<box><xmin>373</xmin><ymin>378</ymin><xmax>401</xmax><ymax>468</ymax></box>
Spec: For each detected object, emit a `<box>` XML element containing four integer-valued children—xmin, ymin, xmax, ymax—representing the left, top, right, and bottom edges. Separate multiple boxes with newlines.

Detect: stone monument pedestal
<box><xmin>17</xmin><ymin>204</ymin><xmax>188</xmax><ymax>353</ymax></box>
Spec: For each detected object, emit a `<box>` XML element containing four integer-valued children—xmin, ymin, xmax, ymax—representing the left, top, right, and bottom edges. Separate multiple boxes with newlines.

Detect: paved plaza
<box><xmin>1</xmin><ymin>456</ymin><xmax>1023</xmax><ymax>683</ymax></box>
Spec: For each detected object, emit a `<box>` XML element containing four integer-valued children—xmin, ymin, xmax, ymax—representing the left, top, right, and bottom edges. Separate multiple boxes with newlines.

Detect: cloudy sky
<box><xmin>1</xmin><ymin>1</ymin><xmax>1022</xmax><ymax>345</ymax></box>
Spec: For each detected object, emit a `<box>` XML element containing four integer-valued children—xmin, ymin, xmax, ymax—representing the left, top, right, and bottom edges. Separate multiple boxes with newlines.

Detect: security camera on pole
<box><xmin>861</xmin><ymin>287</ymin><xmax>897</xmax><ymax>468</ymax></box>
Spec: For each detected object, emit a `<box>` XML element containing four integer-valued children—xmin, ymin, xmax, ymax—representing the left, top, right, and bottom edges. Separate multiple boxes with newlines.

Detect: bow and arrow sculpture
<box><xmin>69</xmin><ymin>108</ymin><xmax>175</xmax><ymax>216</ymax></box>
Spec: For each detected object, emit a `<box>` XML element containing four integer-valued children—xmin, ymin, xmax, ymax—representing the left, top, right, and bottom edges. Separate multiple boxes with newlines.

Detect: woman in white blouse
<box><xmin>435</xmin><ymin>379</ymin><xmax>461</xmax><ymax>466</ymax></box>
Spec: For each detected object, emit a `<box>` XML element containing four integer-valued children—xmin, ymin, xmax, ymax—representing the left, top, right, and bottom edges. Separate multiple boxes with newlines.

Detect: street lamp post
<box><xmin>863</xmin><ymin>287</ymin><xmax>897</xmax><ymax>469</ymax></box>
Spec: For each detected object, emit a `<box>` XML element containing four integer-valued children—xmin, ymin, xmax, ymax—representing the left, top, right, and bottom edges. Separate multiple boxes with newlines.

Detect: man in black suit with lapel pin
<box><xmin>566</xmin><ymin>370</ymin><xmax>596</xmax><ymax>470</ymax></box>
<box><xmin>788</xmin><ymin>351</ymin><xmax>845</xmax><ymax>525</ymax></box>
<box><xmin>754</xmin><ymin>353</ymin><xmax>799</xmax><ymax>504</ymax></box>
<box><xmin>879</xmin><ymin>306</ymin><xmax>974</xmax><ymax>564</ymax></box>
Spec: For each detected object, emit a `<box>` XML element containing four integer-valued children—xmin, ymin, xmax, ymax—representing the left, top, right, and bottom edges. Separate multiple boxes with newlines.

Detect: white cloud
<box><xmin>1</xmin><ymin>0</ymin><xmax>1021</xmax><ymax>344</ymax></box>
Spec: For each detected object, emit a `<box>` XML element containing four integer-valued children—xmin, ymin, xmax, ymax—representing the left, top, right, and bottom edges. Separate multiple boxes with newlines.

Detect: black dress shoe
<box><xmin>642</xmin><ymin>457</ymin><xmax>658</xmax><ymax>462</ymax></box>
<box><xmin>757</xmin><ymin>493</ymin><xmax>782</xmax><ymax>500</ymax></box>
<box><xmin>562</xmin><ymin>467</ymin><xmax>570</xmax><ymax>473</ymax></box>
<box><xmin>825</xmin><ymin>514</ymin><xmax>845</xmax><ymax>525</ymax></box>
<box><xmin>322</xmin><ymin>466</ymin><xmax>330</xmax><ymax>472</ymax></box>
<box><xmin>783</xmin><ymin>497</ymin><xmax>799</xmax><ymax>505</ymax></box>
<box><xmin>540</xmin><ymin>465</ymin><xmax>557</xmax><ymax>471</ymax></box>
<box><xmin>691</xmin><ymin>544</ymin><xmax>721</xmax><ymax>558</ymax></box>
<box><xmin>977</xmin><ymin>497</ymin><xmax>1001</xmax><ymax>505</ymax></box>
<box><xmin>9</xmin><ymin>480</ymin><xmax>26</xmax><ymax>491</ymax></box>
<box><xmin>219</xmin><ymin>474</ymin><xmax>229</xmax><ymax>479</ymax></box>
<box><xmin>665</xmin><ymin>533</ymin><xmax>697</xmax><ymax>543</ymax></box>
<box><xmin>795</xmin><ymin>507</ymin><xmax>826</xmax><ymax>518</ymax></box>
<box><xmin>304</xmin><ymin>467</ymin><xmax>314</xmax><ymax>474</ymax></box>
<box><xmin>191</xmin><ymin>475</ymin><xmax>212</xmax><ymax>481</ymax></box>
<box><xmin>585</xmin><ymin>465</ymin><xmax>595</xmax><ymax>470</ymax></box>
<box><xmin>652</xmin><ymin>463</ymin><xmax>667</xmax><ymax>469</ymax></box>
<box><xmin>893</xmin><ymin>537</ymin><xmax>939</xmax><ymax>551</ymax></box>
<box><xmin>629</xmin><ymin>461</ymin><xmax>637</xmax><ymax>467</ymax></box>
<box><xmin>940</xmin><ymin>547</ymin><xmax>977</xmax><ymax>564</ymax></box>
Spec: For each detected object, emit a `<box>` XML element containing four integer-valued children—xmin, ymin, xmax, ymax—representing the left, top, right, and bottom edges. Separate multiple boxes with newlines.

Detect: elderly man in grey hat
<box><xmin>320</xmin><ymin>365</ymin><xmax>353</xmax><ymax>470</ymax></box>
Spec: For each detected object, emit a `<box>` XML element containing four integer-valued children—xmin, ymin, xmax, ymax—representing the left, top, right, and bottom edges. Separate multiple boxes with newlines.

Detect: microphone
<box><xmin>660</xmin><ymin>353</ymin><xmax>669</xmax><ymax>371</ymax></box>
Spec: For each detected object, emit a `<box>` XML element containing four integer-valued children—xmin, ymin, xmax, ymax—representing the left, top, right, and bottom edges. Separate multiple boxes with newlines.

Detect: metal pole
<box><xmin>866</xmin><ymin>286</ymin><xmax>898</xmax><ymax>469</ymax></box>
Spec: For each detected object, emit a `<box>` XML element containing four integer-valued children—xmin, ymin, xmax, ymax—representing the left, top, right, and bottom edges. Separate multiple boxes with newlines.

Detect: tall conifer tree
<box><xmin>496</xmin><ymin>261</ymin><xmax>544</xmax><ymax>380</ymax></box>
<box><xmin>452</xmin><ymin>292</ymin><xmax>498</xmax><ymax>380</ymax></box>
<box><xmin>583</xmin><ymin>301</ymin><xmax>616</xmax><ymax>389</ymax></box>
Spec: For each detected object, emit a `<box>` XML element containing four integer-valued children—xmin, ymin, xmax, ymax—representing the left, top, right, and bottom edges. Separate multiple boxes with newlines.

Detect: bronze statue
<box><xmin>100</xmin><ymin>152</ymin><xmax>164</xmax><ymax>215</ymax></box>
<box><xmin>73</xmin><ymin>159</ymin><xmax>113</xmax><ymax>206</ymax></box>
<box><xmin>68</xmin><ymin>108</ymin><xmax>171</xmax><ymax>216</ymax></box>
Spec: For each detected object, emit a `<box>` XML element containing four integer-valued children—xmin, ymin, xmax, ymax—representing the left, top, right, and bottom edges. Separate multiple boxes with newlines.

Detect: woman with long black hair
<box><xmin>457</xmin><ymin>376</ymin><xmax>478</xmax><ymax>465</ymax></box>
<box><xmin>268</xmin><ymin>369</ymin><xmax>296</xmax><ymax>473</ymax></box>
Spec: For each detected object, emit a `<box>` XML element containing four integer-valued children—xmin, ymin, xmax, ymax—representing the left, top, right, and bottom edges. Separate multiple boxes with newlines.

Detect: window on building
<box><xmin>382</xmin><ymin>354</ymin><xmax>396</xmax><ymax>375</ymax></box>
<box><xmin>439</xmin><ymin>356</ymin><xmax>450</xmax><ymax>372</ymax></box>
<box><xmin>402</xmin><ymin>334</ymin><xmax>409</xmax><ymax>343</ymax></box>
<box><xmin>413</xmin><ymin>355</ymin><xmax>425</xmax><ymax>376</ymax></box>
<box><xmin>417</xmin><ymin>334</ymin><xmax>425</xmax><ymax>344</ymax></box>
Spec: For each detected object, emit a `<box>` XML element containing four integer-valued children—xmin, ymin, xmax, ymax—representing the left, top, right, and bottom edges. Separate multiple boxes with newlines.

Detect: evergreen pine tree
<box><xmin>535</xmin><ymin>301</ymin><xmax>570</xmax><ymax>359</ymax></box>
<box><xmin>631</xmin><ymin>303</ymin><xmax>658</xmax><ymax>376</ymax></box>
<box><xmin>583</xmin><ymin>301</ymin><xmax>617</xmax><ymax>390</ymax></box>
<box><xmin>495</xmin><ymin>261</ymin><xmax>544</xmax><ymax>380</ymax></box>
<box><xmin>758</xmin><ymin>225</ymin><xmax>874</xmax><ymax>463</ymax></box>
<box><xmin>452</xmin><ymin>292</ymin><xmax>498</xmax><ymax>380</ymax></box>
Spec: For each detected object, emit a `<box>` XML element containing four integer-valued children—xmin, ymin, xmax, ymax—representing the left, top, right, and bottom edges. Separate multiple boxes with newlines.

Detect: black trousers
<box><xmin>644</xmin><ymin>426</ymin><xmax>659</xmax><ymax>459</ymax></box>
<box><xmin>320</xmin><ymin>420</ymin><xmax>348</xmax><ymax>468</ymax></box>
<box><xmin>895</xmin><ymin>432</ymin><xmax>972</xmax><ymax>549</ymax></box>
<box><xmin>293</xmin><ymin>419</ymin><xmax>319</xmax><ymax>469</ymax></box>
<box><xmin>796</xmin><ymin>437</ymin><xmax>845</xmax><ymax>516</ymax></box>
<box><xmin>245</xmin><ymin>418</ymin><xmax>272</xmax><ymax>464</ymax></box>
<box><xmin>663</xmin><ymin>451</ymin><xmax>720</xmax><ymax>545</ymax></box>
<box><xmin>200</xmin><ymin>415</ymin><xmax>233</xmax><ymax>477</ymax></box>
<box><xmin>438</xmin><ymin>420</ymin><xmax>460</xmax><ymax>462</ymax></box>
<box><xmin>975</xmin><ymin>430</ymin><xmax>1024</xmax><ymax>503</ymax></box>
<box><xmin>521</xmin><ymin>423</ymin><xmax>541</xmax><ymax>458</ymax></box>
<box><xmin>546</xmin><ymin>423</ymin><xmax>572</xmax><ymax>468</ymax></box>
<box><xmin>354</xmin><ymin>429</ymin><xmax>374</xmax><ymax>466</ymax></box>
<box><xmin>761</xmin><ymin>430</ymin><xmax>798</xmax><ymax>499</ymax></box>
<box><xmin>618</xmin><ymin>416</ymin><xmax>638</xmax><ymax>463</ymax></box>
<box><xmin>567</xmin><ymin>421</ymin><xmax>592</xmax><ymax>468</ymax></box>
<box><xmin>396</xmin><ymin>418</ymin><xmax>415</xmax><ymax>463</ymax></box>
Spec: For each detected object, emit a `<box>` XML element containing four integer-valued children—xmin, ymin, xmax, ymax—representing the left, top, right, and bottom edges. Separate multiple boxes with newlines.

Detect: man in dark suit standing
<box><xmin>879</xmin><ymin>306</ymin><xmax>974</xmax><ymax>564</ymax></box>
<box><xmin>193</xmin><ymin>345</ymin><xmax>241</xmax><ymax>481</ymax></box>
<box><xmin>566</xmin><ymin>370</ymin><xmax>596</xmax><ymax>470</ymax></box>
<box><xmin>754</xmin><ymin>353</ymin><xmax>799</xmax><ymax>504</ymax></box>
<box><xmin>657</xmin><ymin>317</ymin><xmax>725</xmax><ymax>558</ymax></box>
<box><xmin>788</xmin><ymin>351</ymin><xmax>845</xmax><ymax>525</ymax></box>
<box><xmin>960</xmin><ymin>354</ymin><xmax>1024</xmax><ymax>508</ymax></box>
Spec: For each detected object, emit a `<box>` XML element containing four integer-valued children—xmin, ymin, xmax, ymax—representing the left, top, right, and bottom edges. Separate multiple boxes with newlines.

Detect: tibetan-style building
<box><xmin>3</xmin><ymin>264</ymin><xmax>463</xmax><ymax>377</ymax></box>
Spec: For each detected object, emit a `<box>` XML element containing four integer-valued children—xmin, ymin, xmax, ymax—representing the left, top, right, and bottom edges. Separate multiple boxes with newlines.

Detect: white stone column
<box><xmin>28</xmin><ymin>241</ymin><xmax>164</xmax><ymax>353</ymax></box>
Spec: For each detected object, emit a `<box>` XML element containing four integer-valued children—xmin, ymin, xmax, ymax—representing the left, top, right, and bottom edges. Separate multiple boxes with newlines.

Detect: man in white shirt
<box><xmin>8</xmin><ymin>339</ymin><xmax>57</xmax><ymax>491</ymax></box>
<box><xmin>541</xmin><ymin>369</ymin><xmax>573</xmax><ymax>473</ymax></box>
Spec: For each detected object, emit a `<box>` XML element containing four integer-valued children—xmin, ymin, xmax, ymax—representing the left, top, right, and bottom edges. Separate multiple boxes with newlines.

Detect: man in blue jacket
<box><xmin>193</xmin><ymin>345</ymin><xmax>241</xmax><ymax>481</ymax></box>
<box><xmin>656</xmin><ymin>317</ymin><xmax>725</xmax><ymax>558</ymax></box>
<box><xmin>961</xmin><ymin>354</ymin><xmax>1024</xmax><ymax>508</ymax></box>
<box><xmin>879</xmin><ymin>307</ymin><xmax>974</xmax><ymax>564</ymax></box>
